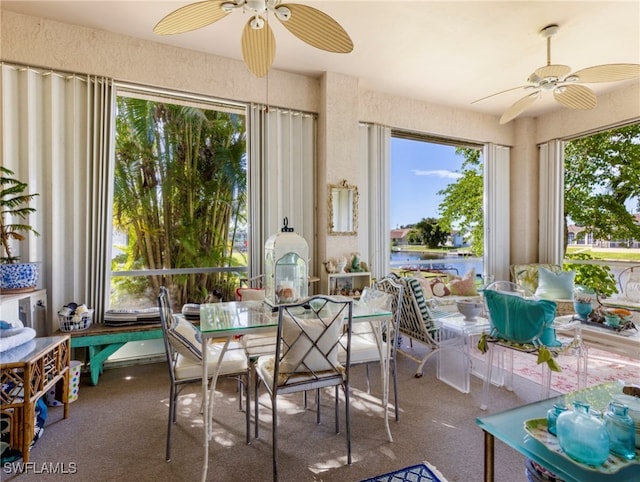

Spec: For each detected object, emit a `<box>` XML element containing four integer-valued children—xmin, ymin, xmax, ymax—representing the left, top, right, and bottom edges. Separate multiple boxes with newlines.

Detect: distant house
<box><xmin>390</xmin><ymin>228</ymin><xmax>411</xmax><ymax>245</ymax></box>
<box><xmin>567</xmin><ymin>214</ymin><xmax>640</xmax><ymax>248</ymax></box>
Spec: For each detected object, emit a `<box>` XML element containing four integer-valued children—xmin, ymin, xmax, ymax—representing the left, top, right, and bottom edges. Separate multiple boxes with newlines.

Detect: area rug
<box><xmin>498</xmin><ymin>344</ymin><xmax>639</xmax><ymax>394</ymax></box>
<box><xmin>360</xmin><ymin>461</ymin><xmax>449</xmax><ymax>482</ymax></box>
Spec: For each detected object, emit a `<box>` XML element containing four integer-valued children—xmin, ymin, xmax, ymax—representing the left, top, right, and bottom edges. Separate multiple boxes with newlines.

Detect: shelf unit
<box><xmin>0</xmin><ymin>289</ymin><xmax>48</xmax><ymax>335</ymax></box>
<box><xmin>327</xmin><ymin>272</ymin><xmax>371</xmax><ymax>298</ymax></box>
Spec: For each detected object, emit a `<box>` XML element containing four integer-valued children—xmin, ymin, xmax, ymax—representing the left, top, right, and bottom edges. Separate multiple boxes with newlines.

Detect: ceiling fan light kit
<box><xmin>154</xmin><ymin>0</ymin><xmax>353</xmax><ymax>78</ymax></box>
<box><xmin>472</xmin><ymin>23</ymin><xmax>640</xmax><ymax>124</ymax></box>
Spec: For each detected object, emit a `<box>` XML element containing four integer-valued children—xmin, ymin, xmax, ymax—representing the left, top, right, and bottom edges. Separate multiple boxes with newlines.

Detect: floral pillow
<box><xmin>417</xmin><ymin>277</ymin><xmax>450</xmax><ymax>297</ymax></box>
<box><xmin>448</xmin><ymin>268</ymin><xmax>478</xmax><ymax>296</ymax></box>
<box><xmin>512</xmin><ymin>263</ymin><xmax>562</xmax><ymax>293</ymax></box>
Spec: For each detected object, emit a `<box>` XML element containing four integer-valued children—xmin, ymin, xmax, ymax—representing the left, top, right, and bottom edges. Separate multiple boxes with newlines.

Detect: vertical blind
<box><xmin>2</xmin><ymin>63</ymin><xmax>113</xmax><ymax>328</ymax></box>
<box><xmin>248</xmin><ymin>104</ymin><xmax>316</xmax><ymax>279</ymax></box>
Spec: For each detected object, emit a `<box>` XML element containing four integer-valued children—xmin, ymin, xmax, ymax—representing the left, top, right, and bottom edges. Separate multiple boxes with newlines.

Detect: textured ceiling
<box><xmin>3</xmin><ymin>1</ymin><xmax>640</xmax><ymax>119</ymax></box>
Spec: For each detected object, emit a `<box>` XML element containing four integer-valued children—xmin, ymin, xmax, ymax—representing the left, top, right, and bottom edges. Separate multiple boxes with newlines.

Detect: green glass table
<box><xmin>476</xmin><ymin>383</ymin><xmax>640</xmax><ymax>482</ymax></box>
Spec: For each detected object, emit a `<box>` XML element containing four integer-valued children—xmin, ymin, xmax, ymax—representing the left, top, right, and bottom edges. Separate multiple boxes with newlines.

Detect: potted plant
<box><xmin>0</xmin><ymin>166</ymin><xmax>40</xmax><ymax>293</ymax></box>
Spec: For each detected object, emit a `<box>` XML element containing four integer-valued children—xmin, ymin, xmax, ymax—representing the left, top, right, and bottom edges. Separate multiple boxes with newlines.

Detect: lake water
<box><xmin>390</xmin><ymin>251</ymin><xmax>485</xmax><ymax>277</ymax></box>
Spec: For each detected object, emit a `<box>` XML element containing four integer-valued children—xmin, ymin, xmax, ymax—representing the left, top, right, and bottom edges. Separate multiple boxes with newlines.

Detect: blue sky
<box><xmin>390</xmin><ymin>138</ymin><xmax>465</xmax><ymax>228</ymax></box>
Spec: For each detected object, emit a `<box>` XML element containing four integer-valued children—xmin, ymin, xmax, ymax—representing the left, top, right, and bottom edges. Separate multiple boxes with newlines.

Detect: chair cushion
<box><xmin>405</xmin><ymin>277</ymin><xmax>434</xmax><ymax>327</ymax></box>
<box><xmin>448</xmin><ymin>268</ymin><xmax>478</xmax><ymax>296</ymax></box>
<box><xmin>174</xmin><ymin>341</ymin><xmax>247</xmax><ymax>380</ymax></box>
<box><xmin>485</xmin><ymin>289</ymin><xmax>557</xmax><ymax>344</ymax></box>
<box><xmin>167</xmin><ymin>315</ymin><xmax>203</xmax><ymax>362</ymax></box>
<box><xmin>240</xmin><ymin>329</ymin><xmax>278</xmax><ymax>356</ymax></box>
<box><xmin>355</xmin><ymin>288</ymin><xmax>392</xmax><ymax>334</ymax></box>
<box><xmin>535</xmin><ymin>266</ymin><xmax>575</xmax><ymax>300</ymax></box>
<box><xmin>338</xmin><ymin>333</ymin><xmax>387</xmax><ymax>364</ymax></box>
<box><xmin>280</xmin><ymin>312</ymin><xmax>344</xmax><ymax>374</ymax></box>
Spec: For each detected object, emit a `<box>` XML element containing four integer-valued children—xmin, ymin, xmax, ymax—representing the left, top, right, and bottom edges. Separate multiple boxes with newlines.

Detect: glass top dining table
<box><xmin>197</xmin><ymin>298</ymin><xmax>394</xmax><ymax>482</ymax></box>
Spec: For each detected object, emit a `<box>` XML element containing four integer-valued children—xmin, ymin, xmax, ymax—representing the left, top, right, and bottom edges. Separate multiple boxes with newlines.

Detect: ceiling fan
<box><xmin>473</xmin><ymin>24</ymin><xmax>640</xmax><ymax>124</ymax></box>
<box><xmin>153</xmin><ymin>0</ymin><xmax>353</xmax><ymax>78</ymax></box>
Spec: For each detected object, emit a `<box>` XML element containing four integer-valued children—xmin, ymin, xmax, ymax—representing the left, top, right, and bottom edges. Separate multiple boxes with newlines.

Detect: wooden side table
<box><xmin>0</xmin><ymin>335</ymin><xmax>70</xmax><ymax>462</ymax></box>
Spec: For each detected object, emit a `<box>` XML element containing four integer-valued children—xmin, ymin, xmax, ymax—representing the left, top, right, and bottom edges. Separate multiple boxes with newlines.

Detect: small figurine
<box><xmin>350</xmin><ymin>252</ymin><xmax>364</xmax><ymax>272</ymax></box>
<box><xmin>336</xmin><ymin>256</ymin><xmax>347</xmax><ymax>274</ymax></box>
<box><xmin>324</xmin><ymin>260</ymin><xmax>336</xmax><ymax>274</ymax></box>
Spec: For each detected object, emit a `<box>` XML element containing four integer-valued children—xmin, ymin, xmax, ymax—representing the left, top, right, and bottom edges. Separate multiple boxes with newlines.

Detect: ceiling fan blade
<box><xmin>570</xmin><ymin>63</ymin><xmax>640</xmax><ymax>83</ymax></box>
<box><xmin>533</xmin><ymin>64</ymin><xmax>572</xmax><ymax>80</ymax></box>
<box><xmin>241</xmin><ymin>19</ymin><xmax>275</xmax><ymax>78</ymax></box>
<box><xmin>277</xmin><ymin>4</ymin><xmax>353</xmax><ymax>53</ymax></box>
<box><xmin>471</xmin><ymin>85</ymin><xmax>531</xmax><ymax>104</ymax></box>
<box><xmin>154</xmin><ymin>1</ymin><xmax>229</xmax><ymax>35</ymax></box>
<box><xmin>553</xmin><ymin>84</ymin><xmax>596</xmax><ymax>110</ymax></box>
<box><xmin>500</xmin><ymin>92</ymin><xmax>539</xmax><ymax>124</ymax></box>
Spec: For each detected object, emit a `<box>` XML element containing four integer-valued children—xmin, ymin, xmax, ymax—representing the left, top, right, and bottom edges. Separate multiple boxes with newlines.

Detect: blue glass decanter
<box><xmin>556</xmin><ymin>401</ymin><xmax>610</xmax><ymax>466</ymax></box>
<box><xmin>547</xmin><ymin>403</ymin><xmax>568</xmax><ymax>436</ymax></box>
<box><xmin>604</xmin><ymin>401</ymin><xmax>636</xmax><ymax>460</ymax></box>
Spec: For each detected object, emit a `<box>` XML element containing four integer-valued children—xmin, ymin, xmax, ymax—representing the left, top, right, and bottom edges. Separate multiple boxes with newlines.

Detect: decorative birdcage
<box><xmin>264</xmin><ymin>218</ymin><xmax>309</xmax><ymax>307</ymax></box>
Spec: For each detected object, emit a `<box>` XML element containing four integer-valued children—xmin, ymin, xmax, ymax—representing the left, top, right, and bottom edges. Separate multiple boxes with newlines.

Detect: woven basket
<box><xmin>58</xmin><ymin>309</ymin><xmax>94</xmax><ymax>332</ymax></box>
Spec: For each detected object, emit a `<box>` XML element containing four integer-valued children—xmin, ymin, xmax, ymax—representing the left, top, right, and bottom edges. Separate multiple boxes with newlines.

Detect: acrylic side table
<box><xmin>436</xmin><ymin>314</ymin><xmax>490</xmax><ymax>393</ymax></box>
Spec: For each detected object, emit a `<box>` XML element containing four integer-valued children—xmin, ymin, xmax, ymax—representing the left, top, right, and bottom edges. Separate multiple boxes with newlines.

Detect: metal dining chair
<box><xmin>338</xmin><ymin>276</ymin><xmax>404</xmax><ymax>421</ymax></box>
<box><xmin>157</xmin><ymin>286</ymin><xmax>250</xmax><ymax>461</ymax></box>
<box><xmin>253</xmin><ymin>295</ymin><xmax>353</xmax><ymax>481</ymax></box>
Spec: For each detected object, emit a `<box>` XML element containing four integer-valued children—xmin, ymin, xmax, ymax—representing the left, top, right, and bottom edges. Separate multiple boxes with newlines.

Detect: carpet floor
<box><xmin>4</xmin><ymin>338</ymin><xmax>636</xmax><ymax>482</ymax></box>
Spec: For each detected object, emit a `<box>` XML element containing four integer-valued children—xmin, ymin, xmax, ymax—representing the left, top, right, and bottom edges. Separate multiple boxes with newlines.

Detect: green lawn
<box><xmin>566</xmin><ymin>247</ymin><xmax>640</xmax><ymax>262</ymax></box>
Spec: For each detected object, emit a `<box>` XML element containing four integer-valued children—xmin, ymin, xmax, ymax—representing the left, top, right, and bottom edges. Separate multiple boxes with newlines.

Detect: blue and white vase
<box><xmin>0</xmin><ymin>262</ymin><xmax>40</xmax><ymax>293</ymax></box>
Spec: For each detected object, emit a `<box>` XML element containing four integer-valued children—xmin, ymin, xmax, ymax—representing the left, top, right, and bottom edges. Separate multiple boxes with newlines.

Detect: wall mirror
<box><xmin>328</xmin><ymin>180</ymin><xmax>358</xmax><ymax>235</ymax></box>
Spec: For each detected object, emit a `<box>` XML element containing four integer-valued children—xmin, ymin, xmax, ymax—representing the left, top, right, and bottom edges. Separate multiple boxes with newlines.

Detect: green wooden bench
<box><xmin>57</xmin><ymin>323</ymin><xmax>164</xmax><ymax>386</ymax></box>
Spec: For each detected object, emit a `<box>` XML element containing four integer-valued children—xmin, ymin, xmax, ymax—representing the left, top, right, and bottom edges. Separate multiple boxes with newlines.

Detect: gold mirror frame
<box><xmin>328</xmin><ymin>180</ymin><xmax>358</xmax><ymax>236</ymax></box>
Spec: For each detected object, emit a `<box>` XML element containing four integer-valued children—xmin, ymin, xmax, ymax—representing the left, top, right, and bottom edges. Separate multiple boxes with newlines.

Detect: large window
<box><xmin>110</xmin><ymin>89</ymin><xmax>248</xmax><ymax>309</ymax></box>
<box><xmin>562</xmin><ymin>123</ymin><xmax>640</xmax><ymax>297</ymax></box>
<box><xmin>389</xmin><ymin>133</ymin><xmax>486</xmax><ymax>279</ymax></box>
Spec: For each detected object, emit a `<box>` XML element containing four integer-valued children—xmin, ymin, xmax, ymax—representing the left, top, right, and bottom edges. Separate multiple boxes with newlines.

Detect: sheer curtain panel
<box><xmin>1</xmin><ymin>63</ymin><xmax>113</xmax><ymax>330</ymax></box>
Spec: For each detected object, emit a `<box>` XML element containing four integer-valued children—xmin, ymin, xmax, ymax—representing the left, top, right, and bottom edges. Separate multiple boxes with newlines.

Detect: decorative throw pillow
<box><xmin>448</xmin><ymin>268</ymin><xmax>479</xmax><ymax>296</ymax></box>
<box><xmin>485</xmin><ymin>289</ymin><xmax>557</xmax><ymax>344</ymax></box>
<box><xmin>405</xmin><ymin>277</ymin><xmax>437</xmax><ymax>330</ymax></box>
<box><xmin>280</xmin><ymin>312</ymin><xmax>343</xmax><ymax>374</ymax></box>
<box><xmin>420</xmin><ymin>277</ymin><xmax>450</xmax><ymax>297</ymax></box>
<box><xmin>356</xmin><ymin>288</ymin><xmax>393</xmax><ymax>334</ymax></box>
<box><xmin>167</xmin><ymin>315</ymin><xmax>203</xmax><ymax>362</ymax></box>
<box><xmin>512</xmin><ymin>264</ymin><xmax>561</xmax><ymax>293</ymax></box>
<box><xmin>359</xmin><ymin>287</ymin><xmax>392</xmax><ymax>311</ymax></box>
<box><xmin>535</xmin><ymin>266</ymin><xmax>575</xmax><ymax>300</ymax></box>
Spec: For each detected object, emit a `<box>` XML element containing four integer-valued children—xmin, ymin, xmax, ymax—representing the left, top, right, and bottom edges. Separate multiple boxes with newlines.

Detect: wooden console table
<box><xmin>0</xmin><ymin>335</ymin><xmax>70</xmax><ymax>463</ymax></box>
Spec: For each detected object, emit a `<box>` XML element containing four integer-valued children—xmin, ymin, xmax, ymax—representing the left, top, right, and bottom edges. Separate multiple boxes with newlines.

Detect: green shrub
<box><xmin>564</xmin><ymin>252</ymin><xmax>616</xmax><ymax>297</ymax></box>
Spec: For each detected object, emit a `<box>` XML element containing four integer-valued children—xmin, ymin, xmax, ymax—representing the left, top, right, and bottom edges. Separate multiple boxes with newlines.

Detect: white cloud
<box><xmin>411</xmin><ymin>169</ymin><xmax>461</xmax><ymax>179</ymax></box>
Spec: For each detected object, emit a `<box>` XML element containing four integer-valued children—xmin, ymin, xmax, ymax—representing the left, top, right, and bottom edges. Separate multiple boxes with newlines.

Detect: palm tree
<box><xmin>112</xmin><ymin>97</ymin><xmax>247</xmax><ymax>307</ymax></box>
